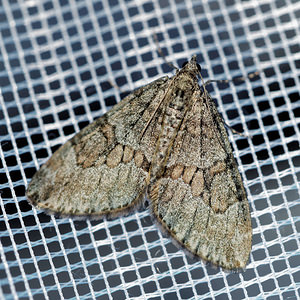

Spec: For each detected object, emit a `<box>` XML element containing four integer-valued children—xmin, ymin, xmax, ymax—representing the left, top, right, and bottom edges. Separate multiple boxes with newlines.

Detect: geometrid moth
<box><xmin>26</xmin><ymin>56</ymin><xmax>252</xmax><ymax>270</ymax></box>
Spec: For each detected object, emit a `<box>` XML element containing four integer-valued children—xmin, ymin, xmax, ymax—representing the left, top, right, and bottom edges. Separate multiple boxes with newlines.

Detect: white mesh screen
<box><xmin>0</xmin><ymin>0</ymin><xmax>299</xmax><ymax>299</ymax></box>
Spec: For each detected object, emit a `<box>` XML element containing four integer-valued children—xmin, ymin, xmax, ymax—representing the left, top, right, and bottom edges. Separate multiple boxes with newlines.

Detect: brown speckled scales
<box><xmin>27</xmin><ymin>56</ymin><xmax>252</xmax><ymax>270</ymax></box>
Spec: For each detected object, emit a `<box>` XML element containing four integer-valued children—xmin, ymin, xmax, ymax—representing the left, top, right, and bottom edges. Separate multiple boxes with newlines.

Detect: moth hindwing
<box><xmin>27</xmin><ymin>55</ymin><xmax>252</xmax><ymax>270</ymax></box>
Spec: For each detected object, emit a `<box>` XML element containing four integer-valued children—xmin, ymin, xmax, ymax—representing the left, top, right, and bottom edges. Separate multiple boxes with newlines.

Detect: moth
<box><xmin>26</xmin><ymin>56</ymin><xmax>252</xmax><ymax>270</ymax></box>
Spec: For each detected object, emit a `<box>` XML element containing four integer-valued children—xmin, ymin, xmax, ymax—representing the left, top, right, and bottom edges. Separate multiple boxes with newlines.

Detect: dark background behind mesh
<box><xmin>0</xmin><ymin>0</ymin><xmax>299</xmax><ymax>299</ymax></box>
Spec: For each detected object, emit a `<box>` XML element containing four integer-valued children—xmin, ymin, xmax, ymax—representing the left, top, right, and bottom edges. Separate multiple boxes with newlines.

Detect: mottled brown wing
<box><xmin>148</xmin><ymin>90</ymin><xmax>252</xmax><ymax>270</ymax></box>
<box><xmin>27</xmin><ymin>76</ymin><xmax>169</xmax><ymax>218</ymax></box>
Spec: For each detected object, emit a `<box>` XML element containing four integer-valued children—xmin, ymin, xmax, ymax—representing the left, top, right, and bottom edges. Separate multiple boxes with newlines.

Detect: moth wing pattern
<box><xmin>26</xmin><ymin>76</ymin><xmax>170</xmax><ymax>218</ymax></box>
<box><xmin>27</xmin><ymin>55</ymin><xmax>252</xmax><ymax>270</ymax></box>
<box><xmin>148</xmin><ymin>89</ymin><xmax>252</xmax><ymax>270</ymax></box>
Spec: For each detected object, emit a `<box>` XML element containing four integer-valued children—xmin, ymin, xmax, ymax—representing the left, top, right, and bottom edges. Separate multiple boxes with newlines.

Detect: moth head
<box><xmin>181</xmin><ymin>55</ymin><xmax>201</xmax><ymax>75</ymax></box>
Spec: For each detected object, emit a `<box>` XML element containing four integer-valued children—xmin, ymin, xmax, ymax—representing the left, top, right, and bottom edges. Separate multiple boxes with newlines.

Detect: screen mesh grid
<box><xmin>0</xmin><ymin>0</ymin><xmax>299</xmax><ymax>299</ymax></box>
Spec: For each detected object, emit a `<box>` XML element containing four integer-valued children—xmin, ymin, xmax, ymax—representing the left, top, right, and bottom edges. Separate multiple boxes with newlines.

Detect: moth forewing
<box><xmin>26</xmin><ymin>55</ymin><xmax>252</xmax><ymax>270</ymax></box>
<box><xmin>26</xmin><ymin>76</ymin><xmax>169</xmax><ymax>218</ymax></box>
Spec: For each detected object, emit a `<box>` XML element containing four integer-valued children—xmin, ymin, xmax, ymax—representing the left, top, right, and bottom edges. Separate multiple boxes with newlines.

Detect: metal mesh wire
<box><xmin>0</xmin><ymin>0</ymin><xmax>299</xmax><ymax>299</ymax></box>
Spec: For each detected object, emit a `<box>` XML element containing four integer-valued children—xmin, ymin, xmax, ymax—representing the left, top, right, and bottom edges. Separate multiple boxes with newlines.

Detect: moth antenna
<box><xmin>140</xmin><ymin>34</ymin><xmax>180</xmax><ymax>139</ymax></box>
<box><xmin>108</xmin><ymin>79</ymin><xmax>121</xmax><ymax>91</ymax></box>
<box><xmin>152</xmin><ymin>33</ymin><xmax>178</xmax><ymax>70</ymax></box>
<box><xmin>140</xmin><ymin>79</ymin><xmax>175</xmax><ymax>139</ymax></box>
<box><xmin>199</xmin><ymin>71</ymin><xmax>252</xmax><ymax>139</ymax></box>
<box><xmin>223</xmin><ymin>122</ymin><xmax>252</xmax><ymax>139</ymax></box>
<box><xmin>202</xmin><ymin>71</ymin><xmax>260</xmax><ymax>88</ymax></box>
